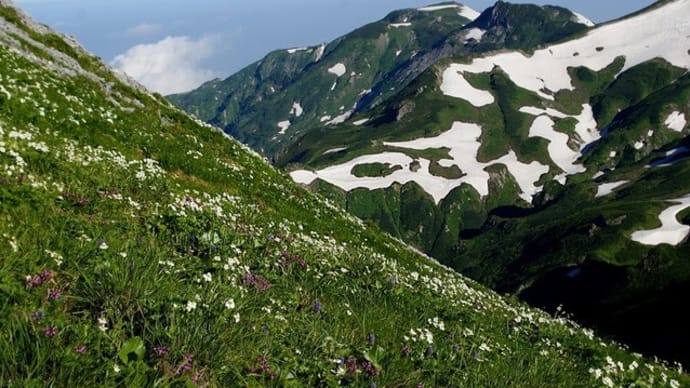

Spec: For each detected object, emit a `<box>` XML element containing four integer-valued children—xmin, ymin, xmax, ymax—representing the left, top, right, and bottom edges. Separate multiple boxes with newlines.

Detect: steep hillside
<box><xmin>283</xmin><ymin>0</ymin><xmax>690</xmax><ymax>365</ymax></box>
<box><xmin>169</xmin><ymin>1</ymin><xmax>591</xmax><ymax>159</ymax></box>
<box><xmin>2</xmin><ymin>1</ymin><xmax>686</xmax><ymax>386</ymax></box>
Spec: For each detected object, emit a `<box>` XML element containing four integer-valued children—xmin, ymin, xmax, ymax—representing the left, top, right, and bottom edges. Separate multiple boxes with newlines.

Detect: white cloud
<box><xmin>111</xmin><ymin>35</ymin><xmax>220</xmax><ymax>95</ymax></box>
<box><xmin>123</xmin><ymin>23</ymin><xmax>163</xmax><ymax>38</ymax></box>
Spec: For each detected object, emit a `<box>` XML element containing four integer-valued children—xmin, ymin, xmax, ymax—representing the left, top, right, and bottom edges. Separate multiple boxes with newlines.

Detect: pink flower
<box><xmin>43</xmin><ymin>326</ymin><xmax>58</xmax><ymax>337</ymax></box>
<box><xmin>48</xmin><ymin>289</ymin><xmax>62</xmax><ymax>300</ymax></box>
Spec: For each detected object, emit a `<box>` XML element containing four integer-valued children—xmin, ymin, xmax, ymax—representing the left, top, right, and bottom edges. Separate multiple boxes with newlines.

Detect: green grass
<box><xmin>351</xmin><ymin>162</ymin><xmax>402</xmax><ymax>177</ymax></box>
<box><xmin>1</xmin><ymin>7</ymin><xmax>689</xmax><ymax>387</ymax></box>
<box><xmin>429</xmin><ymin>161</ymin><xmax>464</xmax><ymax>179</ymax></box>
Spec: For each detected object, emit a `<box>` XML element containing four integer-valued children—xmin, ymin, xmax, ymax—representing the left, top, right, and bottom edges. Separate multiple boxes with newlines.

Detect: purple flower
<box><xmin>40</xmin><ymin>270</ymin><xmax>55</xmax><ymax>281</ymax></box>
<box><xmin>425</xmin><ymin>344</ymin><xmax>434</xmax><ymax>358</ymax></box>
<box><xmin>368</xmin><ymin>333</ymin><xmax>376</xmax><ymax>345</ymax></box>
<box><xmin>178</xmin><ymin>354</ymin><xmax>194</xmax><ymax>374</ymax></box>
<box><xmin>312</xmin><ymin>301</ymin><xmax>322</xmax><ymax>313</ymax></box>
<box><xmin>153</xmin><ymin>346</ymin><xmax>168</xmax><ymax>357</ymax></box>
<box><xmin>362</xmin><ymin>360</ymin><xmax>380</xmax><ymax>377</ymax></box>
<box><xmin>74</xmin><ymin>345</ymin><xmax>87</xmax><ymax>354</ymax></box>
<box><xmin>43</xmin><ymin>326</ymin><xmax>58</xmax><ymax>337</ymax></box>
<box><xmin>453</xmin><ymin>344</ymin><xmax>460</xmax><ymax>353</ymax></box>
<box><xmin>27</xmin><ymin>275</ymin><xmax>42</xmax><ymax>287</ymax></box>
<box><xmin>48</xmin><ymin>289</ymin><xmax>62</xmax><ymax>300</ymax></box>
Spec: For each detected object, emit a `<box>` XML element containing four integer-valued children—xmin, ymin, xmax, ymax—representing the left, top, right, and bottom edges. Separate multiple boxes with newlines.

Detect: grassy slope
<box><xmin>0</xmin><ymin>5</ymin><xmax>687</xmax><ymax>387</ymax></box>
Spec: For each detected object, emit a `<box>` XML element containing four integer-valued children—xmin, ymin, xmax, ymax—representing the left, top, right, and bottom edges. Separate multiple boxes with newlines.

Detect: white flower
<box><xmin>233</xmin><ymin>313</ymin><xmax>240</xmax><ymax>323</ymax></box>
<box><xmin>98</xmin><ymin>241</ymin><xmax>109</xmax><ymax>250</ymax></box>
<box><xmin>601</xmin><ymin>376</ymin><xmax>613</xmax><ymax>388</ymax></box>
<box><xmin>185</xmin><ymin>301</ymin><xmax>197</xmax><ymax>312</ymax></box>
<box><xmin>119</xmin><ymin>252</ymin><xmax>127</xmax><ymax>258</ymax></box>
<box><xmin>202</xmin><ymin>272</ymin><xmax>212</xmax><ymax>282</ymax></box>
<box><xmin>588</xmin><ymin>368</ymin><xmax>602</xmax><ymax>380</ymax></box>
<box><xmin>479</xmin><ymin>343</ymin><xmax>491</xmax><ymax>352</ymax></box>
<box><xmin>97</xmin><ymin>316</ymin><xmax>109</xmax><ymax>332</ymax></box>
<box><xmin>113</xmin><ymin>364</ymin><xmax>121</xmax><ymax>373</ymax></box>
<box><xmin>224</xmin><ymin>299</ymin><xmax>235</xmax><ymax>310</ymax></box>
<box><xmin>670</xmin><ymin>379</ymin><xmax>680</xmax><ymax>388</ymax></box>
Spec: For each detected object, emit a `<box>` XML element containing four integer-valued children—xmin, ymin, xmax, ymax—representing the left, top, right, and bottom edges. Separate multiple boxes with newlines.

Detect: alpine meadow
<box><xmin>1</xmin><ymin>0</ymin><xmax>690</xmax><ymax>386</ymax></box>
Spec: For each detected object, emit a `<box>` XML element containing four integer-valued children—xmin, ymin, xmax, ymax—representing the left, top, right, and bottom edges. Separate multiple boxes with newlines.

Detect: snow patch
<box><xmin>290</xmin><ymin>102</ymin><xmax>303</xmax><ymax>117</ymax></box>
<box><xmin>320</xmin><ymin>115</ymin><xmax>332</xmax><ymax>123</ymax></box>
<box><xmin>326</xmin><ymin>111</ymin><xmax>353</xmax><ymax>125</ymax></box>
<box><xmin>277</xmin><ymin>120</ymin><xmax>290</xmax><ymax>135</ymax></box>
<box><xmin>665</xmin><ymin>111</ymin><xmax>686</xmax><ymax>132</ymax></box>
<box><xmin>634</xmin><ymin>141</ymin><xmax>644</xmax><ymax>150</ymax></box>
<box><xmin>631</xmin><ymin>195</ymin><xmax>690</xmax><ymax>246</ymax></box>
<box><xmin>464</xmin><ymin>28</ymin><xmax>485</xmax><ymax>42</ymax></box>
<box><xmin>572</xmin><ymin>12</ymin><xmax>595</xmax><ymax>27</ymax></box>
<box><xmin>519</xmin><ymin>106</ymin><xmax>569</xmax><ymax>119</ymax></box>
<box><xmin>287</xmin><ymin>47</ymin><xmax>308</xmax><ymax>54</ymax></box>
<box><xmin>595</xmin><ymin>180</ymin><xmax>628</xmax><ymax>198</ymax></box>
<box><xmin>290</xmin><ymin>121</ymin><xmax>548</xmax><ymax>204</ymax></box>
<box><xmin>440</xmin><ymin>69</ymin><xmax>494</xmax><ymax>106</ymax></box>
<box><xmin>610</xmin><ymin>151</ymin><xmax>617</xmax><ymax>158</ymax></box>
<box><xmin>396</xmin><ymin>50</ymin><xmax>402</xmax><ymax>57</ymax></box>
<box><xmin>441</xmin><ymin>1</ymin><xmax>690</xmax><ymax>103</ymax></box>
<box><xmin>328</xmin><ymin>63</ymin><xmax>346</xmax><ymax>77</ymax></box>
<box><xmin>353</xmin><ymin>118</ymin><xmax>369</xmax><ymax>126</ymax></box>
<box><xmin>323</xmin><ymin>147</ymin><xmax>347</xmax><ymax>155</ymax></box>
<box><xmin>521</xmin><ymin>104</ymin><xmax>600</xmax><ymax>174</ymax></box>
<box><xmin>390</xmin><ymin>23</ymin><xmax>412</xmax><ymax>28</ymax></box>
<box><xmin>418</xmin><ymin>4</ymin><xmax>480</xmax><ymax>20</ymax></box>
<box><xmin>314</xmin><ymin>44</ymin><xmax>325</xmax><ymax>62</ymax></box>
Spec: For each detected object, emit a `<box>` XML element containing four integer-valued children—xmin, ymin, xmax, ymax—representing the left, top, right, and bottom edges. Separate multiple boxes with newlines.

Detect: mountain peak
<box><xmin>416</xmin><ymin>2</ymin><xmax>481</xmax><ymax>20</ymax></box>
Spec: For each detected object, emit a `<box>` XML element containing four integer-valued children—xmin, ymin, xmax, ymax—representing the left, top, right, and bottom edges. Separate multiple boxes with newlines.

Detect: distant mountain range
<box><xmin>170</xmin><ymin>0</ymin><xmax>690</xmax><ymax>367</ymax></box>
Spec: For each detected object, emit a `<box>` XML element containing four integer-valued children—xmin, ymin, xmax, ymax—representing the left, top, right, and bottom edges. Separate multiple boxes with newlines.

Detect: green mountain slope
<box><xmin>2</xmin><ymin>2</ymin><xmax>686</xmax><ymax>386</ymax></box>
<box><xmin>279</xmin><ymin>0</ymin><xmax>690</xmax><ymax>366</ymax></box>
<box><xmin>169</xmin><ymin>1</ymin><xmax>590</xmax><ymax>159</ymax></box>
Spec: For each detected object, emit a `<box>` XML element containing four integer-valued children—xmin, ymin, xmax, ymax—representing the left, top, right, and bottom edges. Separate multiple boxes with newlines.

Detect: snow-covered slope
<box><xmin>292</xmin><ymin>0</ymin><xmax>690</xmax><ymax>206</ymax></box>
<box><xmin>441</xmin><ymin>1</ymin><xmax>690</xmax><ymax>102</ymax></box>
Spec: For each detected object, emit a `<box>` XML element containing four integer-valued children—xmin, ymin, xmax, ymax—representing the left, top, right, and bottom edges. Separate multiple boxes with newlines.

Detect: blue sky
<box><xmin>14</xmin><ymin>0</ymin><xmax>657</xmax><ymax>94</ymax></box>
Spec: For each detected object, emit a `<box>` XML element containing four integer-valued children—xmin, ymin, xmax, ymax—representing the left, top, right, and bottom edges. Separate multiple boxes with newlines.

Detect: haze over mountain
<box><xmin>170</xmin><ymin>0</ymin><xmax>690</xmax><ymax>368</ymax></box>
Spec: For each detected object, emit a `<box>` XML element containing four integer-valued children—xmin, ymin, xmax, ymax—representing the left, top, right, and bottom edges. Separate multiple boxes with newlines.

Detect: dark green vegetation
<box><xmin>351</xmin><ymin>162</ymin><xmax>402</xmax><ymax>177</ymax></box>
<box><xmin>168</xmin><ymin>5</ymin><xmax>474</xmax><ymax>158</ymax></box>
<box><xmin>170</xmin><ymin>1</ymin><xmax>591</xmax><ymax>159</ymax></box>
<box><xmin>4</xmin><ymin>2</ymin><xmax>688</xmax><ymax>386</ymax></box>
<box><xmin>270</xmin><ymin>1</ymin><xmax>690</xmax><ymax>369</ymax></box>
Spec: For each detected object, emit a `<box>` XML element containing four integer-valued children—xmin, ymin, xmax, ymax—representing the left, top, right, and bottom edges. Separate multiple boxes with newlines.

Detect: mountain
<box><xmin>3</xmin><ymin>1</ymin><xmax>685</xmax><ymax>386</ymax></box>
<box><xmin>169</xmin><ymin>1</ymin><xmax>591</xmax><ymax>159</ymax></box>
<box><xmin>280</xmin><ymin>0</ymin><xmax>690</xmax><ymax>365</ymax></box>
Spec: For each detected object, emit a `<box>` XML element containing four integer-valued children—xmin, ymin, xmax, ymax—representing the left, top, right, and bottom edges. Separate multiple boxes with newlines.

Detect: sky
<box><xmin>14</xmin><ymin>0</ymin><xmax>658</xmax><ymax>95</ymax></box>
